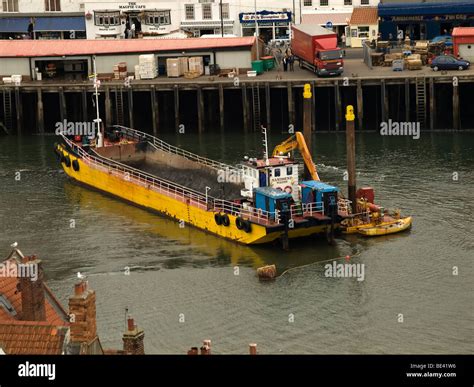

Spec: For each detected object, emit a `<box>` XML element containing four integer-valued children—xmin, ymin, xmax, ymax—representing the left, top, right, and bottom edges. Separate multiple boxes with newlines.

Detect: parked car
<box><xmin>431</xmin><ymin>55</ymin><xmax>470</xmax><ymax>71</ymax></box>
<box><xmin>430</xmin><ymin>35</ymin><xmax>453</xmax><ymax>47</ymax></box>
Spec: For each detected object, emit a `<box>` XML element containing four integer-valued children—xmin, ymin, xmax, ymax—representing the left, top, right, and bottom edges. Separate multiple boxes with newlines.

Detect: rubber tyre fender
<box><xmin>64</xmin><ymin>156</ymin><xmax>71</xmax><ymax>168</ymax></box>
<box><xmin>221</xmin><ymin>214</ymin><xmax>230</xmax><ymax>227</ymax></box>
<box><xmin>243</xmin><ymin>220</ymin><xmax>252</xmax><ymax>233</ymax></box>
<box><xmin>236</xmin><ymin>217</ymin><xmax>244</xmax><ymax>230</ymax></box>
<box><xmin>214</xmin><ymin>213</ymin><xmax>223</xmax><ymax>226</ymax></box>
<box><xmin>72</xmin><ymin>159</ymin><xmax>80</xmax><ymax>172</ymax></box>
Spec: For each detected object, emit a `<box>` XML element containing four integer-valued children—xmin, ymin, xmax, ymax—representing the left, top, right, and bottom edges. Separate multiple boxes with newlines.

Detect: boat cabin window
<box><xmin>274</xmin><ymin>168</ymin><xmax>281</xmax><ymax>177</ymax></box>
<box><xmin>287</xmin><ymin>166</ymin><xmax>293</xmax><ymax>176</ymax></box>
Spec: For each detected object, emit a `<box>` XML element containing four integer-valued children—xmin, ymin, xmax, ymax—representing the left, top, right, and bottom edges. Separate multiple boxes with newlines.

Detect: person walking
<box><xmin>131</xmin><ymin>22</ymin><xmax>136</xmax><ymax>38</ymax></box>
<box><xmin>341</xmin><ymin>33</ymin><xmax>346</xmax><ymax>48</ymax></box>
<box><xmin>288</xmin><ymin>53</ymin><xmax>295</xmax><ymax>71</ymax></box>
<box><xmin>283</xmin><ymin>54</ymin><xmax>288</xmax><ymax>72</ymax></box>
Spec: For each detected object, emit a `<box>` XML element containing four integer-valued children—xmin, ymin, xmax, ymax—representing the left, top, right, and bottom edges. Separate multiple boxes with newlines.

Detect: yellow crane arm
<box><xmin>271</xmin><ymin>132</ymin><xmax>320</xmax><ymax>181</ymax></box>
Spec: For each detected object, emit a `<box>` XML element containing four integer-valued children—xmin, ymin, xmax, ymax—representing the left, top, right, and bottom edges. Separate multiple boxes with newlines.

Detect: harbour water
<box><xmin>0</xmin><ymin>131</ymin><xmax>473</xmax><ymax>354</ymax></box>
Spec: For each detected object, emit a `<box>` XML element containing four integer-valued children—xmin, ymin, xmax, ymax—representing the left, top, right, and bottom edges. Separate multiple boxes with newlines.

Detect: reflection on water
<box><xmin>0</xmin><ymin>132</ymin><xmax>473</xmax><ymax>354</ymax></box>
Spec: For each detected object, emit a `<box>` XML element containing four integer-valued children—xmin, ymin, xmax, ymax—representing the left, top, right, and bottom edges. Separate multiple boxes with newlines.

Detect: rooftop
<box><xmin>0</xmin><ymin>321</ymin><xmax>68</xmax><ymax>355</ymax></box>
<box><xmin>0</xmin><ymin>37</ymin><xmax>256</xmax><ymax>58</ymax></box>
<box><xmin>350</xmin><ymin>7</ymin><xmax>379</xmax><ymax>26</ymax></box>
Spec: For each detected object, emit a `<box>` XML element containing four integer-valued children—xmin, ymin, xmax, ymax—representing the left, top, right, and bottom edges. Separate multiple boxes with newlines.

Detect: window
<box><xmin>202</xmin><ymin>3</ymin><xmax>212</xmax><ymax>20</ymax></box>
<box><xmin>2</xmin><ymin>0</ymin><xmax>18</xmax><ymax>12</ymax></box>
<box><xmin>94</xmin><ymin>11</ymin><xmax>120</xmax><ymax>27</ymax></box>
<box><xmin>361</xmin><ymin>0</ymin><xmax>369</xmax><ymax>4</ymax></box>
<box><xmin>45</xmin><ymin>0</ymin><xmax>60</xmax><ymax>12</ymax></box>
<box><xmin>320</xmin><ymin>0</ymin><xmax>328</xmax><ymax>6</ymax></box>
<box><xmin>287</xmin><ymin>166</ymin><xmax>293</xmax><ymax>176</ymax></box>
<box><xmin>146</xmin><ymin>10</ymin><xmax>171</xmax><ymax>26</ymax></box>
<box><xmin>358</xmin><ymin>26</ymin><xmax>369</xmax><ymax>38</ymax></box>
<box><xmin>221</xmin><ymin>3</ymin><xmax>229</xmax><ymax>19</ymax></box>
<box><xmin>344</xmin><ymin>0</ymin><xmax>352</xmax><ymax>5</ymax></box>
<box><xmin>303</xmin><ymin>0</ymin><xmax>312</xmax><ymax>6</ymax></box>
<box><xmin>274</xmin><ymin>168</ymin><xmax>281</xmax><ymax>177</ymax></box>
<box><xmin>185</xmin><ymin>4</ymin><xmax>195</xmax><ymax>20</ymax></box>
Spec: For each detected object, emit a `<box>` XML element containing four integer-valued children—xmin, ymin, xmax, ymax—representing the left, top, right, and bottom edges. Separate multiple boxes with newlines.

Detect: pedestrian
<box><xmin>341</xmin><ymin>33</ymin><xmax>346</xmax><ymax>48</ymax></box>
<box><xmin>131</xmin><ymin>23</ymin><xmax>136</xmax><ymax>38</ymax></box>
<box><xmin>288</xmin><ymin>54</ymin><xmax>295</xmax><ymax>71</ymax></box>
<box><xmin>283</xmin><ymin>54</ymin><xmax>288</xmax><ymax>72</ymax></box>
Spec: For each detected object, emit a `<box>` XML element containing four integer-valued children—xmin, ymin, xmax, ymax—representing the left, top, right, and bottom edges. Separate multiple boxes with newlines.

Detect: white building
<box><xmin>301</xmin><ymin>0</ymin><xmax>380</xmax><ymax>38</ymax></box>
<box><xmin>82</xmin><ymin>1</ymin><xmax>180</xmax><ymax>39</ymax></box>
<box><xmin>0</xmin><ymin>0</ymin><xmax>85</xmax><ymax>39</ymax></box>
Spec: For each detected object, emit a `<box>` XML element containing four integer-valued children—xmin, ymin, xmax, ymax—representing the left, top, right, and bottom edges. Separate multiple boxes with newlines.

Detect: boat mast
<box><xmin>262</xmin><ymin>126</ymin><xmax>269</xmax><ymax>165</ymax></box>
<box><xmin>93</xmin><ymin>55</ymin><xmax>104</xmax><ymax>148</ymax></box>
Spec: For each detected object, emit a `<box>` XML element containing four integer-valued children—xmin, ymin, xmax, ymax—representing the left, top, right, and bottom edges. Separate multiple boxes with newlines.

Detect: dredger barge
<box><xmin>55</xmin><ymin>126</ymin><xmax>358</xmax><ymax>246</ymax></box>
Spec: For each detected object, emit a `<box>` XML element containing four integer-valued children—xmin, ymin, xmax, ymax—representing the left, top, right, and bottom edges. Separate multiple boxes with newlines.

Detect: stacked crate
<box><xmin>139</xmin><ymin>54</ymin><xmax>158</xmax><ymax>80</ymax></box>
<box><xmin>188</xmin><ymin>57</ymin><xmax>204</xmax><ymax>76</ymax></box>
<box><xmin>166</xmin><ymin>58</ymin><xmax>182</xmax><ymax>77</ymax></box>
<box><xmin>113</xmin><ymin>62</ymin><xmax>128</xmax><ymax>80</ymax></box>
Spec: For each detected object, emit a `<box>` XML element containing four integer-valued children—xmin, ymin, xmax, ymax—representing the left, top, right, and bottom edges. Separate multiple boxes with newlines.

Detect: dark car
<box><xmin>431</xmin><ymin>55</ymin><xmax>470</xmax><ymax>71</ymax></box>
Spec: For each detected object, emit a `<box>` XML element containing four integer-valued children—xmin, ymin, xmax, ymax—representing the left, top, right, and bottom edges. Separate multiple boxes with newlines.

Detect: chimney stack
<box><xmin>68</xmin><ymin>280</ymin><xmax>97</xmax><ymax>344</ymax></box>
<box><xmin>19</xmin><ymin>255</ymin><xmax>46</xmax><ymax>321</ymax></box>
<box><xmin>122</xmin><ymin>316</ymin><xmax>145</xmax><ymax>355</ymax></box>
<box><xmin>249</xmin><ymin>343</ymin><xmax>257</xmax><ymax>355</ymax></box>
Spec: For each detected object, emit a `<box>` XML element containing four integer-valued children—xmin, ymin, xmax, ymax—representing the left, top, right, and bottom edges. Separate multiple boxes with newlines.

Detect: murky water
<box><xmin>0</xmin><ymin>132</ymin><xmax>473</xmax><ymax>354</ymax></box>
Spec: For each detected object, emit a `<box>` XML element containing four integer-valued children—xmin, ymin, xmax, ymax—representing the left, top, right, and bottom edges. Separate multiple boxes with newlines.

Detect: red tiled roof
<box><xmin>0</xmin><ymin>37</ymin><xmax>256</xmax><ymax>58</ymax></box>
<box><xmin>452</xmin><ymin>27</ymin><xmax>474</xmax><ymax>37</ymax></box>
<box><xmin>0</xmin><ymin>321</ymin><xmax>68</xmax><ymax>355</ymax></box>
<box><xmin>0</xmin><ymin>258</ymin><xmax>69</xmax><ymax>326</ymax></box>
<box><xmin>302</xmin><ymin>13</ymin><xmax>352</xmax><ymax>26</ymax></box>
<box><xmin>350</xmin><ymin>7</ymin><xmax>379</xmax><ymax>25</ymax></box>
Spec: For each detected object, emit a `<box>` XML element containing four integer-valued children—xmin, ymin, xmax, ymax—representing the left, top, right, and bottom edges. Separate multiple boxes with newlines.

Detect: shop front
<box><xmin>85</xmin><ymin>2</ymin><xmax>175</xmax><ymax>39</ymax></box>
<box><xmin>378</xmin><ymin>1</ymin><xmax>474</xmax><ymax>41</ymax></box>
<box><xmin>0</xmin><ymin>16</ymin><xmax>86</xmax><ymax>40</ymax></box>
<box><xmin>239</xmin><ymin>11</ymin><xmax>292</xmax><ymax>43</ymax></box>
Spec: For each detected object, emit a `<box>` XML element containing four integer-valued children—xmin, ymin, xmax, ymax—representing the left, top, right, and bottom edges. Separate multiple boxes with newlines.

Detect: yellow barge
<box><xmin>55</xmin><ymin>127</ymin><xmax>344</xmax><ymax>246</ymax></box>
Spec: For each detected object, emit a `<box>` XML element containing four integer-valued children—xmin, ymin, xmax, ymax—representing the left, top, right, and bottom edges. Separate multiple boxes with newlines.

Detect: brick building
<box><xmin>0</xmin><ymin>246</ymin><xmax>144</xmax><ymax>355</ymax></box>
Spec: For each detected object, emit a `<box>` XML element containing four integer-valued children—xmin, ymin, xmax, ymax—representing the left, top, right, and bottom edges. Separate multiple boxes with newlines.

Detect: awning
<box><xmin>0</xmin><ymin>17</ymin><xmax>85</xmax><ymax>33</ymax></box>
<box><xmin>302</xmin><ymin>13</ymin><xmax>352</xmax><ymax>26</ymax></box>
<box><xmin>35</xmin><ymin>17</ymin><xmax>85</xmax><ymax>32</ymax></box>
<box><xmin>378</xmin><ymin>1</ymin><xmax>474</xmax><ymax>17</ymax></box>
<box><xmin>0</xmin><ymin>18</ymin><xmax>29</xmax><ymax>33</ymax></box>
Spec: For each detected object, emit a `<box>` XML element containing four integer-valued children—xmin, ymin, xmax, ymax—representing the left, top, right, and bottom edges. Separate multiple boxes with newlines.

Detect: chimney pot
<box><xmin>249</xmin><ymin>343</ymin><xmax>257</xmax><ymax>355</ymax></box>
<box><xmin>127</xmin><ymin>317</ymin><xmax>135</xmax><ymax>331</ymax></box>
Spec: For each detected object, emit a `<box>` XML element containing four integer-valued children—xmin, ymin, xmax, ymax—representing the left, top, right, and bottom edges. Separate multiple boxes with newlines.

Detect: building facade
<box><xmin>378</xmin><ymin>0</ymin><xmax>474</xmax><ymax>41</ymax></box>
<box><xmin>301</xmin><ymin>0</ymin><xmax>380</xmax><ymax>38</ymax></box>
<box><xmin>0</xmin><ymin>0</ymin><xmax>85</xmax><ymax>39</ymax></box>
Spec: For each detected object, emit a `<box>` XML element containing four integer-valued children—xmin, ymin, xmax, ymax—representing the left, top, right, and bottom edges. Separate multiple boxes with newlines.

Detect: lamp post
<box><xmin>205</xmin><ymin>186</ymin><xmax>211</xmax><ymax>205</ymax></box>
<box><xmin>219</xmin><ymin>0</ymin><xmax>224</xmax><ymax>37</ymax></box>
<box><xmin>254</xmin><ymin>0</ymin><xmax>259</xmax><ymax>58</ymax></box>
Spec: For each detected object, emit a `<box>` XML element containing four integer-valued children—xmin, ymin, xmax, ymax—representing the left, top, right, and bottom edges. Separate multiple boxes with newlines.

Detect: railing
<box><xmin>291</xmin><ymin>202</ymin><xmax>324</xmax><ymax>219</ymax></box>
<box><xmin>113</xmin><ymin>125</ymin><xmax>243</xmax><ymax>175</ymax></box>
<box><xmin>337</xmin><ymin>198</ymin><xmax>352</xmax><ymax>216</ymax></box>
<box><xmin>60</xmin><ymin>134</ymin><xmax>279</xmax><ymax>227</ymax></box>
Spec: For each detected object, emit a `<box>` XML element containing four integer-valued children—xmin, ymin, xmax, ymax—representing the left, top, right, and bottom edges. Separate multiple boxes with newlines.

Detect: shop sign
<box><xmin>239</xmin><ymin>11</ymin><xmax>291</xmax><ymax>24</ymax></box>
<box><xmin>118</xmin><ymin>2</ymin><xmax>146</xmax><ymax>10</ymax></box>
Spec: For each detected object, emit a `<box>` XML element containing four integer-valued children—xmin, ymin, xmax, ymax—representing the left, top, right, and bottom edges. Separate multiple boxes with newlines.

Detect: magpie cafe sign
<box><xmin>240</xmin><ymin>11</ymin><xmax>291</xmax><ymax>24</ymax></box>
<box><xmin>118</xmin><ymin>2</ymin><xmax>146</xmax><ymax>10</ymax></box>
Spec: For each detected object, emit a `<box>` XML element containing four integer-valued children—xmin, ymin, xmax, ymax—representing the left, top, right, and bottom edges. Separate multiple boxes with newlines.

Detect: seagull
<box><xmin>77</xmin><ymin>272</ymin><xmax>86</xmax><ymax>280</ymax></box>
<box><xmin>10</xmin><ymin>242</ymin><xmax>18</xmax><ymax>248</ymax></box>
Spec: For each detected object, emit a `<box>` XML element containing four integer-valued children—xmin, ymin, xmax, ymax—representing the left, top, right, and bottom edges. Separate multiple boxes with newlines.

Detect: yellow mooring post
<box><xmin>345</xmin><ymin>105</ymin><xmax>357</xmax><ymax>213</ymax></box>
<box><xmin>303</xmin><ymin>83</ymin><xmax>313</xmax><ymax>181</ymax></box>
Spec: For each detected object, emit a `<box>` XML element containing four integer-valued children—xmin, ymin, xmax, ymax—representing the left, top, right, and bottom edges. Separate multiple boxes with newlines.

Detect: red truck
<box><xmin>291</xmin><ymin>25</ymin><xmax>344</xmax><ymax>77</ymax></box>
